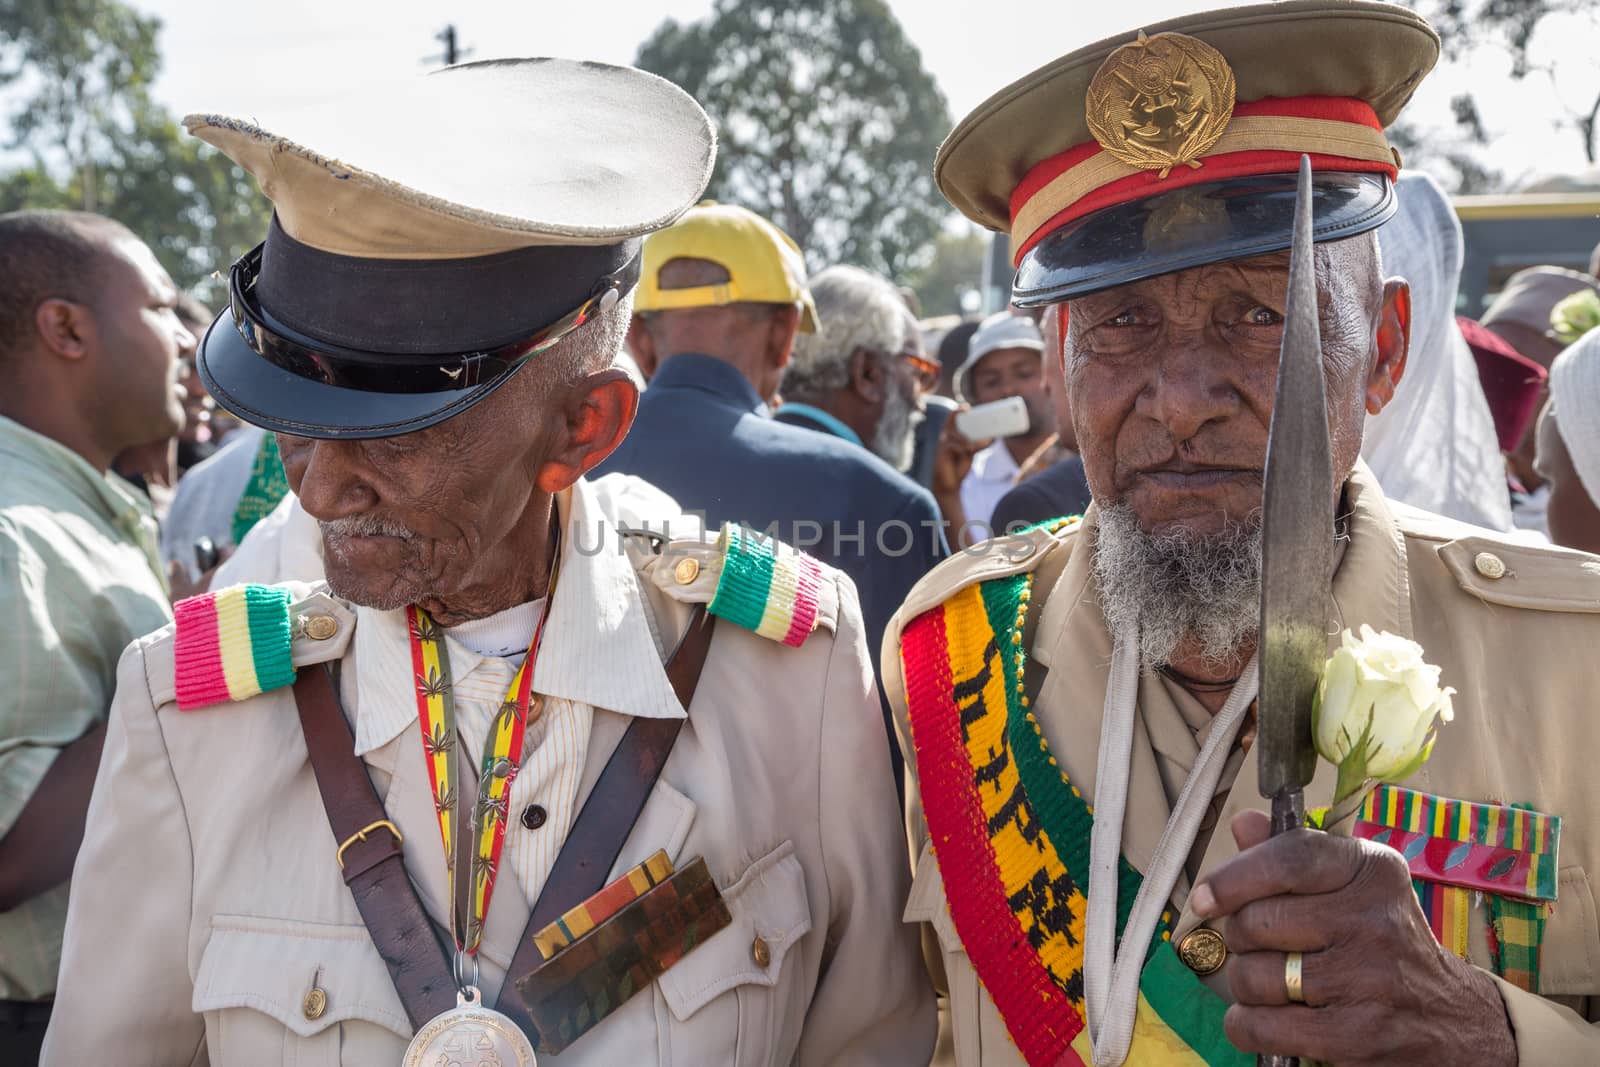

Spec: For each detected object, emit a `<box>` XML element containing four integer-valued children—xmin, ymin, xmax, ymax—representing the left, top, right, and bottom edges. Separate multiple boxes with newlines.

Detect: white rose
<box><xmin>1313</xmin><ymin>624</ymin><xmax>1455</xmax><ymax>793</ymax></box>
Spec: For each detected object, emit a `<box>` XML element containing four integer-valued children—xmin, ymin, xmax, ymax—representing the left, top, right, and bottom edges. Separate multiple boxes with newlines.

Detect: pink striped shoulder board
<box><xmin>173</xmin><ymin>584</ymin><xmax>299</xmax><ymax>711</ymax></box>
<box><xmin>706</xmin><ymin>524</ymin><xmax>831</xmax><ymax>649</ymax></box>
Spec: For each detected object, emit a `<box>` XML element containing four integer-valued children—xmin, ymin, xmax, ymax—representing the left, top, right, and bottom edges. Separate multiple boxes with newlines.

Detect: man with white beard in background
<box><xmin>777</xmin><ymin>264</ymin><xmax>937</xmax><ymax>473</ymax></box>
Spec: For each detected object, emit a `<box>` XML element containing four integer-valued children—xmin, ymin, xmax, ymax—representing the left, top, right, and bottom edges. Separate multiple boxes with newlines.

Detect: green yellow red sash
<box><xmin>901</xmin><ymin>570</ymin><xmax>1247</xmax><ymax>1067</ymax></box>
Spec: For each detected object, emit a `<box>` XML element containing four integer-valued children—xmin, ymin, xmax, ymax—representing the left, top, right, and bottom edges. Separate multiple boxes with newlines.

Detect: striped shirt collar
<box><xmin>351</xmin><ymin>476</ymin><xmax>688</xmax><ymax>756</ymax></box>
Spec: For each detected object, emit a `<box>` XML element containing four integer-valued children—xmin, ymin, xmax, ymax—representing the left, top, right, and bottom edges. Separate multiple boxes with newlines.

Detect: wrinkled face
<box><xmin>968</xmin><ymin>345</ymin><xmax>1050</xmax><ymax>434</ymax></box>
<box><xmin>1535</xmin><ymin>404</ymin><xmax>1600</xmax><ymax>554</ymax></box>
<box><xmin>94</xmin><ymin>235</ymin><xmax>193</xmax><ymax>442</ymax></box>
<box><xmin>277</xmin><ymin>372</ymin><xmax>560</xmax><ymax>609</ymax></box>
<box><xmin>1063</xmin><ymin>242</ymin><xmax>1393</xmax><ymax>538</ymax></box>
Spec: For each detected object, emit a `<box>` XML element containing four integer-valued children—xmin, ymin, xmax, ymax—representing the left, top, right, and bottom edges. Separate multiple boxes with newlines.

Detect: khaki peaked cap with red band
<box><xmin>184</xmin><ymin>58</ymin><xmax>715</xmax><ymax>440</ymax></box>
<box><xmin>935</xmin><ymin>0</ymin><xmax>1440</xmax><ymax>305</ymax></box>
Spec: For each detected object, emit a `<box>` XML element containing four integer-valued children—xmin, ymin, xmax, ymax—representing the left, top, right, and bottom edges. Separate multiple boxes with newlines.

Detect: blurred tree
<box><xmin>908</xmin><ymin>229</ymin><xmax>986</xmax><ymax>318</ymax></box>
<box><xmin>0</xmin><ymin>0</ymin><xmax>268</xmax><ymax>300</ymax></box>
<box><xmin>637</xmin><ymin>0</ymin><xmax>952</xmax><ymax>281</ymax></box>
<box><xmin>1405</xmin><ymin>0</ymin><xmax>1600</xmax><ymax>168</ymax></box>
<box><xmin>1387</xmin><ymin>94</ymin><xmax>1504</xmax><ymax>195</ymax></box>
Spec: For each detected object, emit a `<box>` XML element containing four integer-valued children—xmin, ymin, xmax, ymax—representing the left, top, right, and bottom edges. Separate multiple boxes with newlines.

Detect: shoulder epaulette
<box><xmin>706</xmin><ymin>523</ymin><xmax>827</xmax><ymax>647</ymax></box>
<box><xmin>173</xmin><ymin>584</ymin><xmax>298</xmax><ymax>710</ymax></box>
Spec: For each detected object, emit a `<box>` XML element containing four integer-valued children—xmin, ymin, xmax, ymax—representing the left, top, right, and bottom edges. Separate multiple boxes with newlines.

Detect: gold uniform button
<box><xmin>1474</xmin><ymin>552</ymin><xmax>1507</xmax><ymax>580</ymax></box>
<box><xmin>751</xmin><ymin>936</ymin><xmax>771</xmax><ymax>969</ymax></box>
<box><xmin>673</xmin><ymin>557</ymin><xmax>701</xmax><ymax>585</ymax></box>
<box><xmin>1177</xmin><ymin>927</ymin><xmax>1227</xmax><ymax>976</ymax></box>
<box><xmin>302</xmin><ymin>986</ymin><xmax>327</xmax><ymax>1020</ymax></box>
<box><xmin>303</xmin><ymin>614</ymin><xmax>339</xmax><ymax>640</ymax></box>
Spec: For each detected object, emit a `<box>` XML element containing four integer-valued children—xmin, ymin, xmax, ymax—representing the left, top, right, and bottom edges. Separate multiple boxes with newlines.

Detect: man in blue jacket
<box><xmin>595</xmin><ymin>203</ymin><xmax>947</xmax><ymax>782</ymax></box>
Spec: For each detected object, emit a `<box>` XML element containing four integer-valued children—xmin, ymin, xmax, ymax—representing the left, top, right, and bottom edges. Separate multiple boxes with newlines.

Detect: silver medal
<box><xmin>401</xmin><ymin>986</ymin><xmax>536</xmax><ymax>1067</ymax></box>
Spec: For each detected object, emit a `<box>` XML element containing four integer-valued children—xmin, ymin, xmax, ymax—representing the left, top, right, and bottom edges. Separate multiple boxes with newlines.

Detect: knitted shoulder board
<box><xmin>706</xmin><ymin>523</ymin><xmax>826</xmax><ymax>648</ymax></box>
<box><xmin>173</xmin><ymin>584</ymin><xmax>298</xmax><ymax>710</ymax></box>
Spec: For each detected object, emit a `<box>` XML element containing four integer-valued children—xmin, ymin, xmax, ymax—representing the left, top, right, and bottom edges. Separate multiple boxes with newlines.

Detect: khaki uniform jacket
<box><xmin>45</xmin><ymin>475</ymin><xmax>935</xmax><ymax>1066</ymax></box>
<box><xmin>882</xmin><ymin>464</ymin><xmax>1600</xmax><ymax>1065</ymax></box>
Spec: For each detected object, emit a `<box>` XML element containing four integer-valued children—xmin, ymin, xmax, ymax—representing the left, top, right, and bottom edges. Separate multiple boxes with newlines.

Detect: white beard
<box><xmin>870</xmin><ymin>374</ymin><xmax>923</xmax><ymax>473</ymax></box>
<box><xmin>1091</xmin><ymin>504</ymin><xmax>1262</xmax><ymax>672</ymax></box>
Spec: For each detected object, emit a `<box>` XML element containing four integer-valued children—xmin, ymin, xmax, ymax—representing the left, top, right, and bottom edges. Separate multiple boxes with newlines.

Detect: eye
<box><xmin>1106</xmin><ymin>310</ymin><xmax>1140</xmax><ymax>327</ymax></box>
<box><xmin>1245</xmin><ymin>306</ymin><xmax>1283</xmax><ymax>326</ymax></box>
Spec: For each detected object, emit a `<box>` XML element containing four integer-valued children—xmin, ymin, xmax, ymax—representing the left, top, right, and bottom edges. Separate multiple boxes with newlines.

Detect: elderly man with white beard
<box><xmin>777</xmin><ymin>264</ymin><xmax>935</xmax><ymax>472</ymax></box>
<box><xmin>883</xmin><ymin>3</ymin><xmax>1600</xmax><ymax>1065</ymax></box>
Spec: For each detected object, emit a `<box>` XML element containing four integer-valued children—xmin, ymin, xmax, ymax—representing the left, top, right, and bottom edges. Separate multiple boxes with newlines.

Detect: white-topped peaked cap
<box><xmin>184</xmin><ymin>57</ymin><xmax>717</xmax><ymax>259</ymax></box>
<box><xmin>185</xmin><ymin>58</ymin><xmax>717</xmax><ymax>441</ymax></box>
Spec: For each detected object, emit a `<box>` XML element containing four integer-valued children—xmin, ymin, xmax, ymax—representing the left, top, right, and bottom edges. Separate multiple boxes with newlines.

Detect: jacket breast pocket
<box><xmin>653</xmin><ymin>840</ymin><xmax>813</xmax><ymax>1066</ymax></box>
<box><xmin>905</xmin><ymin>840</ymin><xmax>985</xmax><ymax>1066</ymax></box>
<box><xmin>192</xmin><ymin>915</ymin><xmax>413</xmax><ymax>1067</ymax></box>
<box><xmin>1538</xmin><ymin>866</ymin><xmax>1600</xmax><ymax>996</ymax></box>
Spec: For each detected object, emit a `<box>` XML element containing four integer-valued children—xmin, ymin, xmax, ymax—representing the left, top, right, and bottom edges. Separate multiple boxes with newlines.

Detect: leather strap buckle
<box><xmin>336</xmin><ymin>819</ymin><xmax>403</xmax><ymax>870</ymax></box>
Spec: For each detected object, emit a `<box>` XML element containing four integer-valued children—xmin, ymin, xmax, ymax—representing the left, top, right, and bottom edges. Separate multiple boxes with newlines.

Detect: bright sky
<box><xmin>16</xmin><ymin>1</ymin><xmax>1600</xmax><ymax>195</ymax></box>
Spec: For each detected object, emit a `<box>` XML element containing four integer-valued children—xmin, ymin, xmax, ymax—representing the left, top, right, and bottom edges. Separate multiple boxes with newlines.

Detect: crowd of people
<box><xmin>4</xmin><ymin>1</ymin><xmax>1600</xmax><ymax>1064</ymax></box>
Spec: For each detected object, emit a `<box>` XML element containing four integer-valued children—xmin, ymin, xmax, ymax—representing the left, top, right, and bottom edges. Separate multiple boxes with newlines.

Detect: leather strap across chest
<box><xmin>292</xmin><ymin>604</ymin><xmax>717</xmax><ymax>1034</ymax></box>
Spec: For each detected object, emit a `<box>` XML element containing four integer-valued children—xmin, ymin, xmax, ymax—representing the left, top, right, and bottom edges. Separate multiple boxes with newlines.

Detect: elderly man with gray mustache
<box><xmin>44</xmin><ymin>58</ymin><xmax>934</xmax><ymax>1066</ymax></box>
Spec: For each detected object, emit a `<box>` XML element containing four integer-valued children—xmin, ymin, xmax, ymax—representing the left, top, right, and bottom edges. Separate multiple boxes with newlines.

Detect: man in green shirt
<box><xmin>0</xmin><ymin>211</ymin><xmax>192</xmax><ymax>1062</ymax></box>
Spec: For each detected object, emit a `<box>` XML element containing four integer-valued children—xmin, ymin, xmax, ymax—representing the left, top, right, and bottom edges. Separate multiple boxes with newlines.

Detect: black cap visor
<box><xmin>197</xmin><ymin>308</ymin><xmax>537</xmax><ymax>440</ymax></box>
<box><xmin>199</xmin><ymin>231</ymin><xmax>640</xmax><ymax>440</ymax></box>
<box><xmin>1013</xmin><ymin>172</ymin><xmax>1394</xmax><ymax>306</ymax></box>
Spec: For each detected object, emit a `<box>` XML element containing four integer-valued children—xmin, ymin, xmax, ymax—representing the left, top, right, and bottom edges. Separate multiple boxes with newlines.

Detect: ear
<box><xmin>534</xmin><ymin>368</ymin><xmax>639</xmax><ymax>493</ymax></box>
<box><xmin>766</xmin><ymin>304</ymin><xmax>801</xmax><ymax>371</ymax></box>
<box><xmin>1365</xmin><ymin>279</ymin><xmax>1411</xmax><ymax>417</ymax></box>
<box><xmin>849</xmin><ymin>347</ymin><xmax>886</xmax><ymax>404</ymax></box>
<box><xmin>626</xmin><ymin>316</ymin><xmax>659</xmax><ymax>380</ymax></box>
<box><xmin>33</xmin><ymin>297</ymin><xmax>94</xmax><ymax>361</ymax></box>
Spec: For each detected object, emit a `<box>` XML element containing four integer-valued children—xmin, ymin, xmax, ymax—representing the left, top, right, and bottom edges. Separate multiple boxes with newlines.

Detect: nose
<box><xmin>281</xmin><ymin>436</ymin><xmax>378</xmax><ymax>521</ymax></box>
<box><xmin>1134</xmin><ymin>335</ymin><xmax>1240</xmax><ymax>447</ymax></box>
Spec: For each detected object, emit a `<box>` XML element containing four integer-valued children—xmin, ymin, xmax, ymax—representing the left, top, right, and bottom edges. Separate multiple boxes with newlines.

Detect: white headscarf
<box><xmin>1361</xmin><ymin>172</ymin><xmax>1513</xmax><ymax>530</ymax></box>
<box><xmin>1549</xmin><ymin>326</ymin><xmax>1600</xmax><ymax>503</ymax></box>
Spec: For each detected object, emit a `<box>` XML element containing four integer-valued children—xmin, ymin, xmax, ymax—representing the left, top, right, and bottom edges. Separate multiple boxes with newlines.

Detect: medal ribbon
<box><xmin>407</xmin><ymin>535</ymin><xmax>561</xmax><ymax>959</ymax></box>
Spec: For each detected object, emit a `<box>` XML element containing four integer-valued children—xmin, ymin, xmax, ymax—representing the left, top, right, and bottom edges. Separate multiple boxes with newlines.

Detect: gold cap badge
<box><xmin>1086</xmin><ymin>31</ymin><xmax>1236</xmax><ymax>178</ymax></box>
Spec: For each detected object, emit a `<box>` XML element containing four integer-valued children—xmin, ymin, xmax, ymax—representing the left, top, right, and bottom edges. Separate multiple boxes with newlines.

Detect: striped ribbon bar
<box><xmin>174</xmin><ymin>584</ymin><xmax>297</xmax><ymax>710</ymax></box>
<box><xmin>707</xmin><ymin>522</ymin><xmax>822</xmax><ymax>647</ymax></box>
<box><xmin>534</xmin><ymin>850</ymin><xmax>675</xmax><ymax>960</ymax></box>
<box><xmin>1353</xmin><ymin>786</ymin><xmax>1560</xmax><ymax>903</ymax></box>
<box><xmin>901</xmin><ymin>568</ymin><xmax>1247</xmax><ymax>1066</ymax></box>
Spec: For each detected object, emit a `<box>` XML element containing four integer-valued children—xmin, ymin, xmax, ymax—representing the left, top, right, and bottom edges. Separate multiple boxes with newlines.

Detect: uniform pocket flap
<box><xmin>904</xmin><ymin>841</ymin><xmax>962</xmax><ymax>952</ymax></box>
<box><xmin>657</xmin><ymin>841</ymin><xmax>812</xmax><ymax>1022</ymax></box>
<box><xmin>1540</xmin><ymin>866</ymin><xmax>1600</xmax><ymax>995</ymax></box>
<box><xmin>193</xmin><ymin>914</ymin><xmax>412</xmax><ymax>1040</ymax></box>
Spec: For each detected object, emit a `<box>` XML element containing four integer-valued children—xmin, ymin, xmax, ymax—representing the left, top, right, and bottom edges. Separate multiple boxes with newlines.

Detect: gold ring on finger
<box><xmin>1284</xmin><ymin>951</ymin><xmax>1305</xmax><ymax>1003</ymax></box>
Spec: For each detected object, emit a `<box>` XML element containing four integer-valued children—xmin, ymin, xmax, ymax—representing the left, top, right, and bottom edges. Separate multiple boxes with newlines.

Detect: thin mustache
<box><xmin>320</xmin><ymin>516</ymin><xmax>417</xmax><ymax>541</ymax></box>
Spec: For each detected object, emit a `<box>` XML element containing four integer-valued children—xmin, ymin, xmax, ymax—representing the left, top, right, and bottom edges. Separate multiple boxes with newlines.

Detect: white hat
<box><xmin>184</xmin><ymin>58</ymin><xmax>716</xmax><ymax>440</ymax></box>
<box><xmin>957</xmin><ymin>311</ymin><xmax>1043</xmax><ymax>401</ymax></box>
<box><xmin>1549</xmin><ymin>327</ymin><xmax>1600</xmax><ymax>503</ymax></box>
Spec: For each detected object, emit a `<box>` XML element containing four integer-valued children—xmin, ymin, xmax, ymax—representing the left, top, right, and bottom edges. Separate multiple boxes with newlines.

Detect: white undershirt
<box><xmin>444</xmin><ymin>599</ymin><xmax>545</xmax><ymax>665</ymax></box>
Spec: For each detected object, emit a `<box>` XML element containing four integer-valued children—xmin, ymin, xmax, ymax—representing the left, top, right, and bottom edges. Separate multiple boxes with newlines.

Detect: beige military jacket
<box><xmin>883</xmin><ymin>463</ymin><xmax>1600</xmax><ymax>1065</ymax></box>
<box><xmin>45</xmin><ymin>475</ymin><xmax>935</xmax><ymax>1066</ymax></box>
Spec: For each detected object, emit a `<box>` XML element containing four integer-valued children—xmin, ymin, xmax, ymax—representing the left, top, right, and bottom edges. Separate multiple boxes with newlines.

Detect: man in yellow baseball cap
<box><xmin>632</xmin><ymin>201</ymin><xmax>819</xmax><ymax>347</ymax></box>
<box><xmin>599</xmin><ymin>201</ymin><xmax>946</xmax><ymax>791</ymax></box>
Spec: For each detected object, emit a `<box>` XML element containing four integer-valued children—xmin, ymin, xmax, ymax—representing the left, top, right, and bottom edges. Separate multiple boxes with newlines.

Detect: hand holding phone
<box><xmin>954</xmin><ymin>396</ymin><xmax>1030</xmax><ymax>441</ymax></box>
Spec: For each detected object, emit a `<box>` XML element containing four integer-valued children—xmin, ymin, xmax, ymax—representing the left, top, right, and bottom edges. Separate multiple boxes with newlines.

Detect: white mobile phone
<box><xmin>954</xmin><ymin>396</ymin><xmax>1030</xmax><ymax>440</ymax></box>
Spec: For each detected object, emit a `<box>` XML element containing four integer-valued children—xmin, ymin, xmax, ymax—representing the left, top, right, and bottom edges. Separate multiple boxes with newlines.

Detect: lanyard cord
<box><xmin>407</xmin><ymin>520</ymin><xmax>563</xmax><ymax>987</ymax></box>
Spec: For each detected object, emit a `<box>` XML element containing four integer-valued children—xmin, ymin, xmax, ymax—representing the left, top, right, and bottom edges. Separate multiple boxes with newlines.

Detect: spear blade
<box><xmin>1256</xmin><ymin>154</ymin><xmax>1334</xmax><ymax>805</ymax></box>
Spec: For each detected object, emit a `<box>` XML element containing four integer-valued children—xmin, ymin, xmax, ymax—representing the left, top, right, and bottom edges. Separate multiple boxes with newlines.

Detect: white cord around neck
<box><xmin>1083</xmin><ymin>626</ymin><xmax>1260</xmax><ymax>1067</ymax></box>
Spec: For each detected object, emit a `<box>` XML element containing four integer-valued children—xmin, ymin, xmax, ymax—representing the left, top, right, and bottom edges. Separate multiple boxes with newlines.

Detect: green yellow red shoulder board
<box><xmin>643</xmin><ymin>523</ymin><xmax>839</xmax><ymax>646</ymax></box>
<box><xmin>705</xmin><ymin>523</ymin><xmax>829</xmax><ymax>647</ymax></box>
<box><xmin>173</xmin><ymin>584</ymin><xmax>298</xmax><ymax>710</ymax></box>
